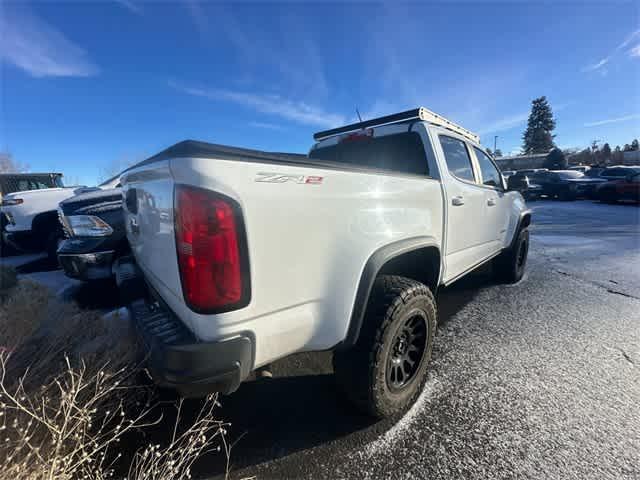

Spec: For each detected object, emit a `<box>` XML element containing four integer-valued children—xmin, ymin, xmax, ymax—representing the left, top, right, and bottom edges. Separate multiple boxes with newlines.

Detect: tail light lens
<box><xmin>174</xmin><ymin>185</ymin><xmax>249</xmax><ymax>313</ymax></box>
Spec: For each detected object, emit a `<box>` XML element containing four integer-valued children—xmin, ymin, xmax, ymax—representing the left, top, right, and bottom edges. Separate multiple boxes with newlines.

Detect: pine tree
<box><xmin>613</xmin><ymin>146</ymin><xmax>623</xmax><ymax>163</ymax></box>
<box><xmin>544</xmin><ymin>147</ymin><xmax>567</xmax><ymax>170</ymax></box>
<box><xmin>494</xmin><ymin>148</ymin><xmax>503</xmax><ymax>157</ymax></box>
<box><xmin>632</xmin><ymin>139</ymin><xmax>639</xmax><ymax>151</ymax></box>
<box><xmin>522</xmin><ymin>96</ymin><xmax>556</xmax><ymax>154</ymax></box>
<box><xmin>601</xmin><ymin>143</ymin><xmax>612</xmax><ymax>163</ymax></box>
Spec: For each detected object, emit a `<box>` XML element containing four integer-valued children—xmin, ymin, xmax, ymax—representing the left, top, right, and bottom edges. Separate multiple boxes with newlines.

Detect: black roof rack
<box><xmin>313</xmin><ymin>107</ymin><xmax>480</xmax><ymax>143</ymax></box>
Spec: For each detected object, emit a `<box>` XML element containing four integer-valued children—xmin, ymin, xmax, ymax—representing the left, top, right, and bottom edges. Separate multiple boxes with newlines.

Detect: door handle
<box><xmin>452</xmin><ymin>196</ymin><xmax>465</xmax><ymax>206</ymax></box>
<box><xmin>487</xmin><ymin>198</ymin><xmax>496</xmax><ymax>206</ymax></box>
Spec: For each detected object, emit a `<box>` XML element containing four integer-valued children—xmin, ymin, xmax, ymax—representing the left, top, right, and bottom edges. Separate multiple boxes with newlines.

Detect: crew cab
<box><xmin>119</xmin><ymin>108</ymin><xmax>531</xmax><ymax>417</ymax></box>
<box><xmin>1</xmin><ymin>173</ymin><xmax>87</xmax><ymax>258</ymax></box>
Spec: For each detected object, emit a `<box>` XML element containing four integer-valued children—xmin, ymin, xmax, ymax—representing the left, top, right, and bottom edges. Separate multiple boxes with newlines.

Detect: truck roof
<box><xmin>313</xmin><ymin>107</ymin><xmax>480</xmax><ymax>144</ymax></box>
<box><xmin>0</xmin><ymin>172</ymin><xmax>62</xmax><ymax>177</ymax></box>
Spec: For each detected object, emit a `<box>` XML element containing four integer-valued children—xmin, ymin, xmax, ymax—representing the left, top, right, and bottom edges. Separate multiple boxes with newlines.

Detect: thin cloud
<box><xmin>169</xmin><ymin>81</ymin><xmax>345</xmax><ymax>128</ymax></box>
<box><xmin>114</xmin><ymin>0</ymin><xmax>142</xmax><ymax>15</ymax></box>
<box><xmin>583</xmin><ymin>28</ymin><xmax>640</xmax><ymax>73</ymax></box>
<box><xmin>477</xmin><ymin>112</ymin><xmax>529</xmax><ymax>135</ymax></box>
<box><xmin>249</xmin><ymin>121</ymin><xmax>286</xmax><ymax>131</ymax></box>
<box><xmin>584</xmin><ymin>114</ymin><xmax>640</xmax><ymax>127</ymax></box>
<box><xmin>0</xmin><ymin>5</ymin><xmax>99</xmax><ymax>77</ymax></box>
<box><xmin>477</xmin><ymin>102</ymin><xmax>571</xmax><ymax>136</ymax></box>
<box><xmin>582</xmin><ymin>57</ymin><xmax>609</xmax><ymax>72</ymax></box>
<box><xmin>630</xmin><ymin>45</ymin><xmax>640</xmax><ymax>58</ymax></box>
<box><xmin>181</xmin><ymin>2</ymin><xmax>329</xmax><ymax>100</ymax></box>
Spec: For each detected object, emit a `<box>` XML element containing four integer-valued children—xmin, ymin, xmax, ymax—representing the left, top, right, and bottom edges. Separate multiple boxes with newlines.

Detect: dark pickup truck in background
<box><xmin>57</xmin><ymin>187</ymin><xmax>128</xmax><ymax>281</ymax></box>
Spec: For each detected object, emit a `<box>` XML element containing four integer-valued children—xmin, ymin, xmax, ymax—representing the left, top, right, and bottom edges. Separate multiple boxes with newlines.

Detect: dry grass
<box><xmin>0</xmin><ymin>266</ymin><xmax>230</xmax><ymax>480</ymax></box>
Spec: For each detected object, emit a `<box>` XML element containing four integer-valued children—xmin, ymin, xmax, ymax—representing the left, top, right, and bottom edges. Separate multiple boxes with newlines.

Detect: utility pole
<box><xmin>494</xmin><ymin>136</ymin><xmax>498</xmax><ymax>153</ymax></box>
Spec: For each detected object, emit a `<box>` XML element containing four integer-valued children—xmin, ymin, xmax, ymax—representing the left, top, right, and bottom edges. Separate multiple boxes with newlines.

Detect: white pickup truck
<box><xmin>119</xmin><ymin>108</ymin><xmax>531</xmax><ymax>417</ymax></box>
<box><xmin>1</xmin><ymin>173</ymin><xmax>84</xmax><ymax>258</ymax></box>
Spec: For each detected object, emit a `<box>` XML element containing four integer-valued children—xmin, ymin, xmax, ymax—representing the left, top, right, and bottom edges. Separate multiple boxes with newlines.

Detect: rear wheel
<box><xmin>494</xmin><ymin>228</ymin><xmax>529</xmax><ymax>283</ymax></box>
<box><xmin>333</xmin><ymin>275</ymin><xmax>436</xmax><ymax>418</ymax></box>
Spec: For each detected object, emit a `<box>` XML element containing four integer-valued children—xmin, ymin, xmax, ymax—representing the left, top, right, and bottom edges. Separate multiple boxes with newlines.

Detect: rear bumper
<box><xmin>128</xmin><ymin>299</ymin><xmax>253</xmax><ymax>397</ymax></box>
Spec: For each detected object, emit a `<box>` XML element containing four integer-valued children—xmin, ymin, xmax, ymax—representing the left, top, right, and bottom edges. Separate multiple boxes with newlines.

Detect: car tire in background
<box><xmin>558</xmin><ymin>189</ymin><xmax>575</xmax><ymax>201</ymax></box>
<box><xmin>333</xmin><ymin>275</ymin><xmax>436</xmax><ymax>418</ymax></box>
<box><xmin>599</xmin><ymin>188</ymin><xmax>618</xmax><ymax>204</ymax></box>
<box><xmin>494</xmin><ymin>228</ymin><xmax>529</xmax><ymax>284</ymax></box>
<box><xmin>45</xmin><ymin>230</ymin><xmax>64</xmax><ymax>265</ymax></box>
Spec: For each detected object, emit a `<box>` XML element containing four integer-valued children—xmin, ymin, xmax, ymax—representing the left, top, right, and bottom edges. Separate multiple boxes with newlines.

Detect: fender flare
<box><xmin>508</xmin><ymin>209</ymin><xmax>532</xmax><ymax>251</ymax></box>
<box><xmin>339</xmin><ymin>236</ymin><xmax>441</xmax><ymax>350</ymax></box>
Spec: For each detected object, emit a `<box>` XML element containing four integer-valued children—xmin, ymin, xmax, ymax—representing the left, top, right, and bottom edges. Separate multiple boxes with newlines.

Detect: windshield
<box><xmin>310</xmin><ymin>132</ymin><xmax>429</xmax><ymax>176</ymax></box>
<box><xmin>0</xmin><ymin>175</ymin><xmax>61</xmax><ymax>194</ymax></box>
<box><xmin>556</xmin><ymin>171</ymin><xmax>584</xmax><ymax>179</ymax></box>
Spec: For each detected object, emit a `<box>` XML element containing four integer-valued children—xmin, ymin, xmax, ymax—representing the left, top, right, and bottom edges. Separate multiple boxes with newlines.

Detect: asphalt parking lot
<box><xmin>3</xmin><ymin>200</ymin><xmax>639</xmax><ymax>480</ymax></box>
<box><xmin>205</xmin><ymin>200</ymin><xmax>639</xmax><ymax>480</ymax></box>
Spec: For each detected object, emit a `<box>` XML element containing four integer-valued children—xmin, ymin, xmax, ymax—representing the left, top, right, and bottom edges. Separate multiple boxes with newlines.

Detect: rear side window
<box><xmin>439</xmin><ymin>136</ymin><xmax>475</xmax><ymax>182</ymax></box>
<box><xmin>309</xmin><ymin>132</ymin><xmax>429</xmax><ymax>176</ymax></box>
<box><xmin>473</xmin><ymin>147</ymin><xmax>502</xmax><ymax>188</ymax></box>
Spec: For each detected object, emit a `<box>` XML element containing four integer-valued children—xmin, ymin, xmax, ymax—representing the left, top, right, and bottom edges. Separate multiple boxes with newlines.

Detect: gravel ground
<box><xmin>209</xmin><ymin>200</ymin><xmax>639</xmax><ymax>480</ymax></box>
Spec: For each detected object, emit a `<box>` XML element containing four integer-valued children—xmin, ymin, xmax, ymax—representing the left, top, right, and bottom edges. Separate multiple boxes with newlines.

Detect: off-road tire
<box><xmin>333</xmin><ymin>275</ymin><xmax>436</xmax><ymax>418</ymax></box>
<box><xmin>493</xmin><ymin>228</ymin><xmax>529</xmax><ymax>283</ymax></box>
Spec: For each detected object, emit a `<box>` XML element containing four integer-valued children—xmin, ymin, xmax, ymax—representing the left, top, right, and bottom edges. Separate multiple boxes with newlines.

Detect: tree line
<box><xmin>497</xmin><ymin>96</ymin><xmax>639</xmax><ymax>168</ymax></box>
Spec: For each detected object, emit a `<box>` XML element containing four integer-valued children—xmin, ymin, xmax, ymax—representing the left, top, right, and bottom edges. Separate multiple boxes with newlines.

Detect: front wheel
<box><xmin>45</xmin><ymin>231</ymin><xmax>64</xmax><ymax>265</ymax></box>
<box><xmin>333</xmin><ymin>275</ymin><xmax>436</xmax><ymax>418</ymax></box>
<box><xmin>493</xmin><ymin>228</ymin><xmax>529</xmax><ymax>283</ymax></box>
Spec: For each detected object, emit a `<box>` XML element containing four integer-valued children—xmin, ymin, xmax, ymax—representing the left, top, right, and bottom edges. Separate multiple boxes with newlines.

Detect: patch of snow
<box><xmin>533</xmin><ymin>235</ymin><xmax>600</xmax><ymax>246</ymax></box>
<box><xmin>356</xmin><ymin>376</ymin><xmax>441</xmax><ymax>459</ymax></box>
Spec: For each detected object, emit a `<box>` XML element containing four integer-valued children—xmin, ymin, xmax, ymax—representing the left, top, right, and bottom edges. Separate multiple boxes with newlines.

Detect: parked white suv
<box><xmin>119</xmin><ymin>107</ymin><xmax>531</xmax><ymax>417</ymax></box>
<box><xmin>1</xmin><ymin>173</ymin><xmax>83</xmax><ymax>258</ymax></box>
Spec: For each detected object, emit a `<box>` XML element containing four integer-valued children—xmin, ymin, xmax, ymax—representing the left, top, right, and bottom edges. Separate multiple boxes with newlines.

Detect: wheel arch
<box><xmin>508</xmin><ymin>209</ymin><xmax>531</xmax><ymax>250</ymax></box>
<box><xmin>339</xmin><ymin>236</ymin><xmax>441</xmax><ymax>350</ymax></box>
<box><xmin>31</xmin><ymin>210</ymin><xmax>62</xmax><ymax>246</ymax></box>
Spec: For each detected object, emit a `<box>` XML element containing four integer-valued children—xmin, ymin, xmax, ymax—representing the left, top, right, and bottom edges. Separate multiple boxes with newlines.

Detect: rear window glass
<box><xmin>309</xmin><ymin>132</ymin><xmax>429</xmax><ymax>176</ymax></box>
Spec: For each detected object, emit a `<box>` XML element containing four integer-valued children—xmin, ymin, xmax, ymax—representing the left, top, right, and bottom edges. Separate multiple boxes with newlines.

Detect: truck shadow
<box><xmin>189</xmin><ymin>270</ymin><xmax>491</xmax><ymax>478</ymax></box>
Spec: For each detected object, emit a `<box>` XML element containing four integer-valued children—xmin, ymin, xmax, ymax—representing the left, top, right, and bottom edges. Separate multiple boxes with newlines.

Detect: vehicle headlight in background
<box><xmin>67</xmin><ymin>215</ymin><xmax>113</xmax><ymax>237</ymax></box>
<box><xmin>1</xmin><ymin>198</ymin><xmax>23</xmax><ymax>206</ymax></box>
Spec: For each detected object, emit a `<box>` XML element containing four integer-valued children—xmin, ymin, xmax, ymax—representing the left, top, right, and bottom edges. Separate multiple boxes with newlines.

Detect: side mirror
<box><xmin>507</xmin><ymin>175</ymin><xmax>530</xmax><ymax>191</ymax></box>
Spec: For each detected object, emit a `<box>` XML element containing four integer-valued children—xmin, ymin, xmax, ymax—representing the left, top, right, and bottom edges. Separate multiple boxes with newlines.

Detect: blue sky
<box><xmin>1</xmin><ymin>0</ymin><xmax>639</xmax><ymax>185</ymax></box>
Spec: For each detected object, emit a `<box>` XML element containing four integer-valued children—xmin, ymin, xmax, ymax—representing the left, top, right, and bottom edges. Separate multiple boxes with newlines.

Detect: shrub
<box><xmin>0</xmin><ymin>278</ymin><xmax>229</xmax><ymax>480</ymax></box>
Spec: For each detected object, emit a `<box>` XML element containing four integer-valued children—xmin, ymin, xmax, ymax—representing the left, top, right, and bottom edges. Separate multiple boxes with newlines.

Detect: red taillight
<box><xmin>174</xmin><ymin>185</ymin><xmax>248</xmax><ymax>312</ymax></box>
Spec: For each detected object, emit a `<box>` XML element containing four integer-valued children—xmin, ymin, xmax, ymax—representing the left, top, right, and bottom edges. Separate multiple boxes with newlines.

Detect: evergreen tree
<box><xmin>544</xmin><ymin>147</ymin><xmax>567</xmax><ymax>170</ymax></box>
<box><xmin>623</xmin><ymin>144</ymin><xmax>632</xmax><ymax>152</ymax></box>
<box><xmin>601</xmin><ymin>143</ymin><xmax>612</xmax><ymax>163</ymax></box>
<box><xmin>613</xmin><ymin>146</ymin><xmax>623</xmax><ymax>164</ymax></box>
<box><xmin>522</xmin><ymin>96</ymin><xmax>556</xmax><ymax>154</ymax></box>
<box><xmin>486</xmin><ymin>147</ymin><xmax>493</xmax><ymax>155</ymax></box>
<box><xmin>494</xmin><ymin>148</ymin><xmax>503</xmax><ymax>157</ymax></box>
<box><xmin>632</xmin><ymin>139</ymin><xmax>639</xmax><ymax>151</ymax></box>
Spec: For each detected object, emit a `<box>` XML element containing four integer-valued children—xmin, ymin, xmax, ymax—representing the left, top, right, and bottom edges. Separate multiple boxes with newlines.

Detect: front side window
<box><xmin>439</xmin><ymin>136</ymin><xmax>475</xmax><ymax>182</ymax></box>
<box><xmin>473</xmin><ymin>147</ymin><xmax>503</xmax><ymax>188</ymax></box>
